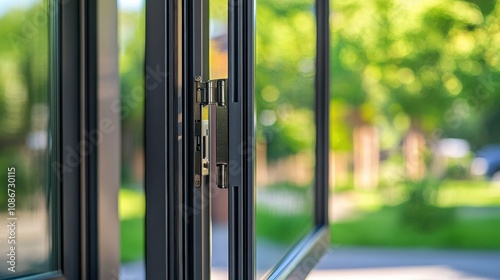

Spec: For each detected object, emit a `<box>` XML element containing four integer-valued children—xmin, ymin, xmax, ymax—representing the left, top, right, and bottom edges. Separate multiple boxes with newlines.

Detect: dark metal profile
<box><xmin>228</xmin><ymin>0</ymin><xmax>256</xmax><ymax>279</ymax></box>
<box><xmin>145</xmin><ymin>0</ymin><xmax>212</xmax><ymax>279</ymax></box>
<box><xmin>58</xmin><ymin>0</ymin><xmax>82</xmax><ymax>278</ymax></box>
<box><xmin>183</xmin><ymin>0</ymin><xmax>211</xmax><ymax>279</ymax></box>
<box><xmin>145</xmin><ymin>0</ymin><xmax>180</xmax><ymax>278</ymax></box>
<box><xmin>81</xmin><ymin>0</ymin><xmax>121</xmax><ymax>278</ymax></box>
<box><xmin>267</xmin><ymin>227</ymin><xmax>329</xmax><ymax>279</ymax></box>
<box><xmin>83</xmin><ymin>0</ymin><xmax>99</xmax><ymax>278</ymax></box>
<box><xmin>314</xmin><ymin>0</ymin><xmax>331</xmax><ymax>229</ymax></box>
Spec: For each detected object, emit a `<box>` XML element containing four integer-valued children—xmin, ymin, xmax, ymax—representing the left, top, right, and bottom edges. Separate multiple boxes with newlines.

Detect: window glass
<box><xmin>254</xmin><ymin>0</ymin><xmax>316</xmax><ymax>277</ymax></box>
<box><xmin>0</xmin><ymin>1</ymin><xmax>58</xmax><ymax>277</ymax></box>
<box><xmin>118</xmin><ymin>0</ymin><xmax>146</xmax><ymax>277</ymax></box>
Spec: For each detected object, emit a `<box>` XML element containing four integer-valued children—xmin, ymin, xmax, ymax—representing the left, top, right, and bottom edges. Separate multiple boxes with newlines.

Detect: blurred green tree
<box><xmin>332</xmin><ymin>0</ymin><xmax>500</xmax><ymax>146</ymax></box>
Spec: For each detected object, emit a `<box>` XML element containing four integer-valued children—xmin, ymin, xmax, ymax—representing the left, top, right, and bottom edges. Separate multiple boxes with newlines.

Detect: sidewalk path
<box><xmin>310</xmin><ymin>247</ymin><xmax>500</xmax><ymax>279</ymax></box>
<box><xmin>121</xmin><ymin>246</ymin><xmax>500</xmax><ymax>280</ymax></box>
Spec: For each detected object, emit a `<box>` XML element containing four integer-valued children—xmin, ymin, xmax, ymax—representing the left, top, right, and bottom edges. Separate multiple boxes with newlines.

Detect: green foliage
<box><xmin>264</xmin><ymin>108</ymin><xmax>315</xmax><ymax>160</ymax></box>
<box><xmin>256</xmin><ymin>206</ymin><xmax>312</xmax><ymax>245</ymax></box>
<box><xmin>445</xmin><ymin>162</ymin><xmax>470</xmax><ymax>180</ymax></box>
<box><xmin>119</xmin><ymin>10</ymin><xmax>145</xmax><ymax>185</ymax></box>
<box><xmin>400</xmin><ymin>179</ymin><xmax>456</xmax><ymax>231</ymax></box>
<box><xmin>0</xmin><ymin>4</ymin><xmax>53</xmax><ymax>210</ymax></box>
<box><xmin>118</xmin><ymin>182</ymin><xmax>500</xmax><ymax>263</ymax></box>
<box><xmin>331</xmin><ymin>0</ymin><xmax>500</xmax><ymax>148</ymax></box>
<box><xmin>255</xmin><ymin>183</ymin><xmax>314</xmax><ymax>244</ymax></box>
<box><xmin>255</xmin><ymin>0</ymin><xmax>317</xmax><ymax>159</ymax></box>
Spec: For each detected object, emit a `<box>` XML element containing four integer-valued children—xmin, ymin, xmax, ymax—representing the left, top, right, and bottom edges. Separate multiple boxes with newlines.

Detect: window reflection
<box><xmin>255</xmin><ymin>1</ymin><xmax>316</xmax><ymax>276</ymax></box>
<box><xmin>0</xmin><ymin>0</ymin><xmax>58</xmax><ymax>277</ymax></box>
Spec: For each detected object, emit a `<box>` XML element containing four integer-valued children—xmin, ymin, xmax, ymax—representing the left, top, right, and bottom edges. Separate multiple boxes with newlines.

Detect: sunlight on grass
<box><xmin>438</xmin><ymin>181</ymin><xmax>500</xmax><ymax>207</ymax></box>
<box><xmin>351</xmin><ymin>191</ymin><xmax>386</xmax><ymax>211</ymax></box>
<box><xmin>331</xmin><ymin>206</ymin><xmax>500</xmax><ymax>250</ymax></box>
<box><xmin>119</xmin><ymin>188</ymin><xmax>145</xmax><ymax>220</ymax></box>
<box><xmin>118</xmin><ymin>181</ymin><xmax>500</xmax><ymax>262</ymax></box>
<box><xmin>119</xmin><ymin>188</ymin><xmax>145</xmax><ymax>262</ymax></box>
<box><xmin>338</xmin><ymin>180</ymin><xmax>500</xmax><ymax>211</ymax></box>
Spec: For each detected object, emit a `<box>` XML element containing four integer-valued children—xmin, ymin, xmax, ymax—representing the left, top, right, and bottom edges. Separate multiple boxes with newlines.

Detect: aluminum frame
<box><xmin>145</xmin><ymin>0</ymin><xmax>174</xmax><ymax>278</ymax></box>
<box><xmin>145</xmin><ymin>0</ymin><xmax>212</xmax><ymax>279</ymax></box>
<box><xmin>183</xmin><ymin>0</ymin><xmax>212</xmax><ymax>279</ymax></box>
<box><xmin>58</xmin><ymin>0</ymin><xmax>82</xmax><ymax>278</ymax></box>
<box><xmin>228</xmin><ymin>0</ymin><xmax>256</xmax><ymax>279</ymax></box>
<box><xmin>82</xmin><ymin>0</ymin><xmax>121</xmax><ymax>278</ymax></box>
<box><xmin>145</xmin><ymin>0</ymin><xmax>187</xmax><ymax>279</ymax></box>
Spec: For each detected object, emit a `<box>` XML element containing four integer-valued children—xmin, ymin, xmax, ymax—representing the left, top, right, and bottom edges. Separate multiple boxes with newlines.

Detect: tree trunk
<box><xmin>404</xmin><ymin>124</ymin><xmax>426</xmax><ymax>180</ymax></box>
<box><xmin>353</xmin><ymin>124</ymin><xmax>379</xmax><ymax>189</ymax></box>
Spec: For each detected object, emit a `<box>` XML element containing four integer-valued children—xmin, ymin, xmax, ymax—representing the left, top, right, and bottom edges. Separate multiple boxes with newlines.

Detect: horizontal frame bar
<box><xmin>266</xmin><ymin>226</ymin><xmax>329</xmax><ymax>279</ymax></box>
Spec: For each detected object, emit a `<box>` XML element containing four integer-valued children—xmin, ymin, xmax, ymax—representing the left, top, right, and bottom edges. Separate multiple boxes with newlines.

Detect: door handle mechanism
<box><xmin>193</xmin><ymin>76</ymin><xmax>229</xmax><ymax>189</ymax></box>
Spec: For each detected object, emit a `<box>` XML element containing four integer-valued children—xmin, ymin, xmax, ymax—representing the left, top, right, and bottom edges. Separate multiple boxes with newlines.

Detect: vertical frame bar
<box><xmin>83</xmin><ymin>0</ymin><xmax>99</xmax><ymax>277</ymax></box>
<box><xmin>145</xmin><ymin>0</ymin><xmax>169</xmax><ymax>278</ymax></box>
<box><xmin>183</xmin><ymin>0</ymin><xmax>211</xmax><ymax>279</ymax></box>
<box><xmin>228</xmin><ymin>0</ymin><xmax>255</xmax><ymax>279</ymax></box>
<box><xmin>145</xmin><ymin>0</ymin><xmax>185</xmax><ymax>278</ymax></box>
<box><xmin>83</xmin><ymin>0</ymin><xmax>120</xmax><ymax>278</ymax></box>
<box><xmin>59</xmin><ymin>0</ymin><xmax>82</xmax><ymax>278</ymax></box>
<box><xmin>145</xmin><ymin>0</ymin><xmax>215</xmax><ymax>278</ymax></box>
<box><xmin>315</xmin><ymin>0</ymin><xmax>330</xmax><ymax>228</ymax></box>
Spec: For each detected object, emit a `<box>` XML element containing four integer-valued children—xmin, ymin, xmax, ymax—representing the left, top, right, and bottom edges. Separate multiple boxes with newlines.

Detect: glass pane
<box><xmin>118</xmin><ymin>0</ymin><xmax>146</xmax><ymax>279</ymax></box>
<box><xmin>0</xmin><ymin>0</ymin><xmax>58</xmax><ymax>277</ymax></box>
<box><xmin>255</xmin><ymin>0</ymin><xmax>316</xmax><ymax>277</ymax></box>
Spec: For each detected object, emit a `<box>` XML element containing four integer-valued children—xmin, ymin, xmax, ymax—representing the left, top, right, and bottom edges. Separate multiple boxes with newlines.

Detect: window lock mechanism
<box><xmin>193</xmin><ymin>76</ymin><xmax>229</xmax><ymax>189</ymax></box>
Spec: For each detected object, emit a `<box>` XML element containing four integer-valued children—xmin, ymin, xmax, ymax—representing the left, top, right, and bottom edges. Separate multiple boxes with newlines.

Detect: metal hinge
<box><xmin>194</xmin><ymin>76</ymin><xmax>228</xmax><ymax>189</ymax></box>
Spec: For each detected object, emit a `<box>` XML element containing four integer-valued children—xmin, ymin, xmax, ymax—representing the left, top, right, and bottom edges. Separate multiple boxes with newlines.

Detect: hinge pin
<box><xmin>194</xmin><ymin>76</ymin><xmax>229</xmax><ymax>189</ymax></box>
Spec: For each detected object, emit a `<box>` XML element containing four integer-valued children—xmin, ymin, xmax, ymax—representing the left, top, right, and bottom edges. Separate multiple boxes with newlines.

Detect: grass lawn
<box><xmin>119</xmin><ymin>181</ymin><xmax>500</xmax><ymax>262</ymax></box>
<box><xmin>331</xmin><ymin>206</ymin><xmax>500</xmax><ymax>250</ymax></box>
<box><xmin>331</xmin><ymin>181</ymin><xmax>500</xmax><ymax>250</ymax></box>
<box><xmin>121</xmin><ymin>217</ymin><xmax>144</xmax><ymax>262</ymax></box>
<box><xmin>120</xmin><ymin>189</ymin><xmax>145</xmax><ymax>263</ymax></box>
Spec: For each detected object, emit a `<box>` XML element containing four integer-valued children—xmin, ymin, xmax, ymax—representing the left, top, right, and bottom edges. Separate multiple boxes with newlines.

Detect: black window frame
<box><xmin>144</xmin><ymin>0</ymin><xmax>181</xmax><ymax>278</ymax></box>
<box><xmin>57</xmin><ymin>0</ymin><xmax>82</xmax><ymax>278</ymax></box>
<box><xmin>145</xmin><ymin>0</ymin><xmax>211</xmax><ymax>278</ymax></box>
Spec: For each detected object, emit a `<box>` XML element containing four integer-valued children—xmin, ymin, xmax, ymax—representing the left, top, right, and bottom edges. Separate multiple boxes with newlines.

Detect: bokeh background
<box><xmin>1</xmin><ymin>0</ymin><xmax>499</xmax><ymax>279</ymax></box>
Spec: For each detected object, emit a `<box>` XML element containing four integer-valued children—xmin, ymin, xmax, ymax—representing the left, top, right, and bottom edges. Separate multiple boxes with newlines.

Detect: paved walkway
<box><xmin>310</xmin><ymin>247</ymin><xmax>500</xmax><ymax>280</ymax></box>
<box><xmin>121</xmin><ymin>246</ymin><xmax>500</xmax><ymax>279</ymax></box>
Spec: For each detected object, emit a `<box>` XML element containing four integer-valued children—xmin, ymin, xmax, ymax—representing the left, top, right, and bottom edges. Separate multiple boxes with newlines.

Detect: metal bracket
<box><xmin>194</xmin><ymin>76</ymin><xmax>228</xmax><ymax>189</ymax></box>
